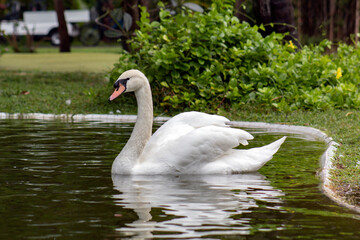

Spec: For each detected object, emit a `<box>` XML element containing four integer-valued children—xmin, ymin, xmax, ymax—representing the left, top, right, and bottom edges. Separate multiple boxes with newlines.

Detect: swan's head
<box><xmin>109</xmin><ymin>70</ymin><xmax>147</xmax><ymax>101</ymax></box>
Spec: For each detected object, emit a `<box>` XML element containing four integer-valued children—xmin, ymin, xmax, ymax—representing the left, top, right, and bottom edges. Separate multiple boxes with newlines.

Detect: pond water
<box><xmin>0</xmin><ymin>119</ymin><xmax>359</xmax><ymax>239</ymax></box>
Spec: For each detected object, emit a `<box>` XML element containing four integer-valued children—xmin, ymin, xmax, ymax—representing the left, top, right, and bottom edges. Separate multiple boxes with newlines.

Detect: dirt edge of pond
<box><xmin>1</xmin><ymin>112</ymin><xmax>359</xmax><ymax>214</ymax></box>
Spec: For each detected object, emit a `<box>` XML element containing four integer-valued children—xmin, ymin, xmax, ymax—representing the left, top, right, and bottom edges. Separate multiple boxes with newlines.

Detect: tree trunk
<box><xmin>329</xmin><ymin>0</ymin><xmax>336</xmax><ymax>42</ymax></box>
<box><xmin>298</xmin><ymin>0</ymin><xmax>357</xmax><ymax>44</ymax></box>
<box><xmin>296</xmin><ymin>0</ymin><xmax>302</xmax><ymax>41</ymax></box>
<box><xmin>54</xmin><ymin>0</ymin><xmax>70</xmax><ymax>52</ymax></box>
<box><xmin>123</xmin><ymin>0</ymin><xmax>140</xmax><ymax>31</ymax></box>
<box><xmin>140</xmin><ymin>0</ymin><xmax>151</xmax><ymax>11</ymax></box>
<box><xmin>234</xmin><ymin>0</ymin><xmax>248</xmax><ymax>22</ymax></box>
<box><xmin>355</xmin><ymin>0</ymin><xmax>360</xmax><ymax>45</ymax></box>
<box><xmin>253</xmin><ymin>0</ymin><xmax>272</xmax><ymax>30</ymax></box>
<box><xmin>253</xmin><ymin>0</ymin><xmax>299</xmax><ymax>47</ymax></box>
<box><xmin>270</xmin><ymin>0</ymin><xmax>298</xmax><ymax>36</ymax></box>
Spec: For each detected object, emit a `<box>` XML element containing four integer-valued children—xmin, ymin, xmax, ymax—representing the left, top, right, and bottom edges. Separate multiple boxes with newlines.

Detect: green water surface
<box><xmin>0</xmin><ymin>119</ymin><xmax>359</xmax><ymax>239</ymax></box>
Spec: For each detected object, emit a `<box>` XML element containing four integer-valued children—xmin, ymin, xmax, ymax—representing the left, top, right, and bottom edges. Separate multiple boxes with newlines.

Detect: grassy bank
<box><xmin>0</xmin><ymin>51</ymin><xmax>119</xmax><ymax>73</ymax></box>
<box><xmin>0</xmin><ymin>70</ymin><xmax>359</xmax><ymax>206</ymax></box>
<box><xmin>0</xmin><ymin>71</ymin><xmax>133</xmax><ymax>114</ymax></box>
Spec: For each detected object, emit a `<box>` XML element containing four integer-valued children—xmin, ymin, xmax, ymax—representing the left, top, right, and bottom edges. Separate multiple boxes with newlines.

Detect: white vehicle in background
<box><xmin>0</xmin><ymin>1</ymin><xmax>204</xmax><ymax>47</ymax></box>
<box><xmin>0</xmin><ymin>9</ymin><xmax>90</xmax><ymax>46</ymax></box>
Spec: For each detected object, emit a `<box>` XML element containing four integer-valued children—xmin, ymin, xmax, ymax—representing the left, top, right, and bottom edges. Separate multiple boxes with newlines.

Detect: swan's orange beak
<box><xmin>109</xmin><ymin>84</ymin><xmax>126</xmax><ymax>102</ymax></box>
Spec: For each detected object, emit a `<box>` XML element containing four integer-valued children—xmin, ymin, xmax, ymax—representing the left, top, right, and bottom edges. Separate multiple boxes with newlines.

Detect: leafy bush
<box><xmin>110</xmin><ymin>1</ymin><xmax>360</xmax><ymax>112</ymax></box>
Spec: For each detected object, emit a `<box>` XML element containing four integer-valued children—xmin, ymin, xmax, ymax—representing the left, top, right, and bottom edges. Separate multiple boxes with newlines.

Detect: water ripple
<box><xmin>0</xmin><ymin>119</ymin><xmax>359</xmax><ymax>240</ymax></box>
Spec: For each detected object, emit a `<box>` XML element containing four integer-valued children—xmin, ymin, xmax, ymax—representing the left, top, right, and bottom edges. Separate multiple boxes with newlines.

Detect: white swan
<box><xmin>109</xmin><ymin>69</ymin><xmax>286</xmax><ymax>175</ymax></box>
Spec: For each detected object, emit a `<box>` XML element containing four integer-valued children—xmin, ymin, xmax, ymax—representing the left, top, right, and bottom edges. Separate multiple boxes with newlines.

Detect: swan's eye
<box><xmin>113</xmin><ymin>81</ymin><xmax>119</xmax><ymax>89</ymax></box>
<box><xmin>114</xmin><ymin>78</ymin><xmax>130</xmax><ymax>90</ymax></box>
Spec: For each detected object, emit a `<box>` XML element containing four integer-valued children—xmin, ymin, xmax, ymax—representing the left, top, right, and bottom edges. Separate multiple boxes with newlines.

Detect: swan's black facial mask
<box><xmin>109</xmin><ymin>78</ymin><xmax>130</xmax><ymax>102</ymax></box>
<box><xmin>113</xmin><ymin>78</ymin><xmax>129</xmax><ymax>90</ymax></box>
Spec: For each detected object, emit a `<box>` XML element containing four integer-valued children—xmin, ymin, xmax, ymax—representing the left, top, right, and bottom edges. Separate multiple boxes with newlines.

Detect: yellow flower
<box><xmin>336</xmin><ymin>67</ymin><xmax>342</xmax><ymax>79</ymax></box>
<box><xmin>288</xmin><ymin>40</ymin><xmax>296</xmax><ymax>49</ymax></box>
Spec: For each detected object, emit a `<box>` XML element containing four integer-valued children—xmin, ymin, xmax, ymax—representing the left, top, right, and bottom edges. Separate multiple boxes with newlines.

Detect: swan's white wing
<box><xmin>141</xmin><ymin>112</ymin><xmax>233</xmax><ymax>158</ymax></box>
<box><xmin>134</xmin><ymin>124</ymin><xmax>254</xmax><ymax>174</ymax></box>
<box><xmin>200</xmin><ymin>136</ymin><xmax>287</xmax><ymax>174</ymax></box>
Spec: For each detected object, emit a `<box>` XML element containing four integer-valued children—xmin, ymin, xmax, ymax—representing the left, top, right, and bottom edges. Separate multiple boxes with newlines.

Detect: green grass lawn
<box><xmin>0</xmin><ymin>50</ymin><xmax>359</xmax><ymax>207</ymax></box>
<box><xmin>0</xmin><ymin>49</ymin><xmax>119</xmax><ymax>73</ymax></box>
<box><xmin>35</xmin><ymin>46</ymin><xmax>122</xmax><ymax>54</ymax></box>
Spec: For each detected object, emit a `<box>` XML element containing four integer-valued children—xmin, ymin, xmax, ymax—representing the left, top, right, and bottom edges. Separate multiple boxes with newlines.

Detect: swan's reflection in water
<box><xmin>112</xmin><ymin>173</ymin><xmax>284</xmax><ymax>239</ymax></box>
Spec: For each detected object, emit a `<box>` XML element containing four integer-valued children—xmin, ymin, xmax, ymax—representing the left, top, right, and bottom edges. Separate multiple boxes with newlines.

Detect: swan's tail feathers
<box><xmin>232</xmin><ymin>136</ymin><xmax>286</xmax><ymax>173</ymax></box>
<box><xmin>243</xmin><ymin>136</ymin><xmax>287</xmax><ymax>171</ymax></box>
<box><xmin>202</xmin><ymin>137</ymin><xmax>287</xmax><ymax>174</ymax></box>
<box><xmin>257</xmin><ymin>136</ymin><xmax>287</xmax><ymax>156</ymax></box>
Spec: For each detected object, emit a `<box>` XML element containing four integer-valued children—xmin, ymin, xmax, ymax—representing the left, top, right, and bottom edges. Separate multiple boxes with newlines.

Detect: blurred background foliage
<box><xmin>1</xmin><ymin>0</ymin><xmax>358</xmax><ymax>45</ymax></box>
<box><xmin>110</xmin><ymin>1</ymin><xmax>360</xmax><ymax>113</ymax></box>
<box><xmin>1</xmin><ymin>0</ymin><xmax>360</xmax><ymax>113</ymax></box>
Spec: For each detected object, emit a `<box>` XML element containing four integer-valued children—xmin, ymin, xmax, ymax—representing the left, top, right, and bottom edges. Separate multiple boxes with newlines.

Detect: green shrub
<box><xmin>110</xmin><ymin>0</ymin><xmax>360</xmax><ymax>112</ymax></box>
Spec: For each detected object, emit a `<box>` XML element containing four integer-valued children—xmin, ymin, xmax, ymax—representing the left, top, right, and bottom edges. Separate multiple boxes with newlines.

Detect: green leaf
<box><xmin>229</xmin><ymin>78</ymin><xmax>237</xmax><ymax>88</ymax></box>
<box><xmin>160</xmin><ymin>81</ymin><xmax>169</xmax><ymax>88</ymax></box>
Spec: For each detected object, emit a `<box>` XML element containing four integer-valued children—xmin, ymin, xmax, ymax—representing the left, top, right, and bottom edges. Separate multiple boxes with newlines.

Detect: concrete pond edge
<box><xmin>1</xmin><ymin>112</ymin><xmax>359</xmax><ymax>214</ymax></box>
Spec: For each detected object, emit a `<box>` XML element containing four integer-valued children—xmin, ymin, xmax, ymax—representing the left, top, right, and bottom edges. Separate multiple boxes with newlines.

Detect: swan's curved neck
<box><xmin>131</xmin><ymin>84</ymin><xmax>153</xmax><ymax>155</ymax></box>
<box><xmin>112</xmin><ymin>81</ymin><xmax>153</xmax><ymax>174</ymax></box>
